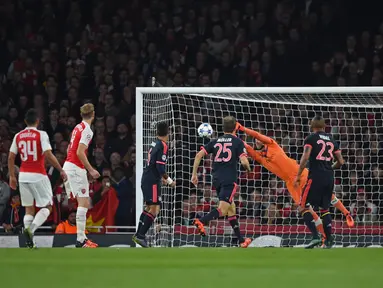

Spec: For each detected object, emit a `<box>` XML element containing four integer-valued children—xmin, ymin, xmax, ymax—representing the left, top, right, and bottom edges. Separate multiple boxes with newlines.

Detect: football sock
<box><xmin>228</xmin><ymin>216</ymin><xmax>244</xmax><ymax>243</ymax></box>
<box><xmin>23</xmin><ymin>214</ymin><xmax>34</xmax><ymax>229</ymax></box>
<box><xmin>321</xmin><ymin>210</ymin><xmax>333</xmax><ymax>240</ymax></box>
<box><xmin>30</xmin><ymin>208</ymin><xmax>50</xmax><ymax>233</ymax></box>
<box><xmin>311</xmin><ymin>211</ymin><xmax>325</xmax><ymax>238</ymax></box>
<box><xmin>76</xmin><ymin>207</ymin><xmax>88</xmax><ymax>243</ymax></box>
<box><xmin>302</xmin><ymin>210</ymin><xmax>319</xmax><ymax>239</ymax></box>
<box><xmin>331</xmin><ymin>195</ymin><xmax>350</xmax><ymax>216</ymax></box>
<box><xmin>136</xmin><ymin>212</ymin><xmax>146</xmax><ymax>235</ymax></box>
<box><xmin>200</xmin><ymin>208</ymin><xmax>222</xmax><ymax>225</ymax></box>
<box><xmin>137</xmin><ymin>211</ymin><xmax>156</xmax><ymax>237</ymax></box>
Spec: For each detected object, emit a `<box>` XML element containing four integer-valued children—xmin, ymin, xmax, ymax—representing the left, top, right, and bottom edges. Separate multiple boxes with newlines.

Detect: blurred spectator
<box><xmin>350</xmin><ymin>192</ymin><xmax>378</xmax><ymax>223</ymax></box>
<box><xmin>1</xmin><ymin>193</ymin><xmax>25</xmax><ymax>234</ymax></box>
<box><xmin>0</xmin><ymin>176</ymin><xmax>11</xmax><ymax>221</ymax></box>
<box><xmin>55</xmin><ymin>210</ymin><xmax>87</xmax><ymax>234</ymax></box>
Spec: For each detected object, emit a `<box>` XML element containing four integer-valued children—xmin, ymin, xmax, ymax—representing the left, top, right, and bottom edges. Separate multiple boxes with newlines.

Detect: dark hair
<box><xmin>311</xmin><ymin>115</ymin><xmax>326</xmax><ymax>130</ymax></box>
<box><xmin>223</xmin><ymin>116</ymin><xmax>236</xmax><ymax>133</ymax></box>
<box><xmin>157</xmin><ymin>121</ymin><xmax>169</xmax><ymax>137</ymax></box>
<box><xmin>25</xmin><ymin>109</ymin><xmax>38</xmax><ymax>126</ymax></box>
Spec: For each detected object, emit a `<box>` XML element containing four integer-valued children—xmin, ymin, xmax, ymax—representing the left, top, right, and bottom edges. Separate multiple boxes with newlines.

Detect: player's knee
<box><xmin>218</xmin><ymin>201</ymin><xmax>230</xmax><ymax>216</ymax></box>
<box><xmin>25</xmin><ymin>206</ymin><xmax>35</xmax><ymax>216</ymax></box>
<box><xmin>148</xmin><ymin>205</ymin><xmax>160</xmax><ymax>216</ymax></box>
<box><xmin>45</xmin><ymin>205</ymin><xmax>52</xmax><ymax>213</ymax></box>
<box><xmin>77</xmin><ymin>197</ymin><xmax>90</xmax><ymax>209</ymax></box>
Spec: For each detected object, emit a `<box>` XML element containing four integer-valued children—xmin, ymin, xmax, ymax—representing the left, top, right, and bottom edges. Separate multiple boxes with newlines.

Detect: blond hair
<box><xmin>80</xmin><ymin>103</ymin><xmax>95</xmax><ymax>119</ymax></box>
<box><xmin>223</xmin><ymin>116</ymin><xmax>236</xmax><ymax>133</ymax></box>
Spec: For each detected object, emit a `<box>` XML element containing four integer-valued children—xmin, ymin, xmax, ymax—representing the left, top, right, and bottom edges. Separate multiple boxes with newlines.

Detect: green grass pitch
<box><xmin>0</xmin><ymin>248</ymin><xmax>382</xmax><ymax>288</ymax></box>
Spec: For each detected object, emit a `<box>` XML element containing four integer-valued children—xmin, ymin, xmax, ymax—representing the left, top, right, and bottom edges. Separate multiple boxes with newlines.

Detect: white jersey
<box><xmin>9</xmin><ymin>127</ymin><xmax>52</xmax><ymax>183</ymax></box>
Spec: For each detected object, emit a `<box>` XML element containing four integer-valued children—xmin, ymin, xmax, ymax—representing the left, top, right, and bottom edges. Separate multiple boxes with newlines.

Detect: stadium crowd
<box><xmin>0</xmin><ymin>0</ymin><xmax>382</xmax><ymax>233</ymax></box>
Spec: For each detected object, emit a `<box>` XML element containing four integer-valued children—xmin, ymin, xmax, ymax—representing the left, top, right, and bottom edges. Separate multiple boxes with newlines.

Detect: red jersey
<box><xmin>9</xmin><ymin>127</ymin><xmax>52</xmax><ymax>182</ymax></box>
<box><xmin>64</xmin><ymin>121</ymin><xmax>93</xmax><ymax>169</ymax></box>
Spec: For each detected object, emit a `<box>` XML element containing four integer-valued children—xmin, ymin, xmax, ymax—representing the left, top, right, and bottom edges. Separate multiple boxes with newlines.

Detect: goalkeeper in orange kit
<box><xmin>236</xmin><ymin>123</ymin><xmax>354</xmax><ymax>247</ymax></box>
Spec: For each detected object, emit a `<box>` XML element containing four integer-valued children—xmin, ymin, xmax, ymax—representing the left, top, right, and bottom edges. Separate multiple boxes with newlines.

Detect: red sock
<box><xmin>311</xmin><ymin>211</ymin><xmax>325</xmax><ymax>239</ymax></box>
<box><xmin>331</xmin><ymin>195</ymin><xmax>350</xmax><ymax>216</ymax></box>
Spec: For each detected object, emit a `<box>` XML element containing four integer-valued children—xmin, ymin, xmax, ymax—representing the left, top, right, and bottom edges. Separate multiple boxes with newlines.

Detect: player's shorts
<box><xmin>286</xmin><ymin>170</ymin><xmax>309</xmax><ymax>205</ymax></box>
<box><xmin>63</xmin><ymin>166</ymin><xmax>89</xmax><ymax>198</ymax></box>
<box><xmin>142</xmin><ymin>181</ymin><xmax>162</xmax><ymax>205</ymax></box>
<box><xmin>300</xmin><ymin>172</ymin><xmax>334</xmax><ymax>210</ymax></box>
<box><xmin>19</xmin><ymin>176</ymin><xmax>53</xmax><ymax>207</ymax></box>
<box><xmin>214</xmin><ymin>181</ymin><xmax>237</xmax><ymax>204</ymax></box>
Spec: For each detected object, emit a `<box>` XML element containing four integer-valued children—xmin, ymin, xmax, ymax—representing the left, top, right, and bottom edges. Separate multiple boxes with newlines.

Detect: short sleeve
<box><xmin>237</xmin><ymin>140</ymin><xmax>247</xmax><ymax>158</ymax></box>
<box><xmin>304</xmin><ymin>135</ymin><xmax>314</xmax><ymax>149</ymax></box>
<box><xmin>40</xmin><ymin>131</ymin><xmax>52</xmax><ymax>153</ymax></box>
<box><xmin>79</xmin><ymin>126</ymin><xmax>93</xmax><ymax>147</ymax></box>
<box><xmin>156</xmin><ymin>141</ymin><xmax>168</xmax><ymax>165</ymax></box>
<box><xmin>9</xmin><ymin>135</ymin><xmax>18</xmax><ymax>154</ymax></box>
<box><xmin>201</xmin><ymin>140</ymin><xmax>216</xmax><ymax>155</ymax></box>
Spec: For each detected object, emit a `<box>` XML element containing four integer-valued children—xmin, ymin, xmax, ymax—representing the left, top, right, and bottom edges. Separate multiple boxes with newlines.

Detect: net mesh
<box><xmin>141</xmin><ymin>92</ymin><xmax>383</xmax><ymax>247</ymax></box>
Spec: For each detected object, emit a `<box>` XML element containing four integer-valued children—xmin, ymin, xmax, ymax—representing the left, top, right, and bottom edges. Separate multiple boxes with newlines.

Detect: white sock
<box><xmin>24</xmin><ymin>214</ymin><xmax>34</xmax><ymax>229</ymax></box>
<box><xmin>30</xmin><ymin>208</ymin><xmax>50</xmax><ymax>233</ymax></box>
<box><xmin>76</xmin><ymin>207</ymin><xmax>88</xmax><ymax>242</ymax></box>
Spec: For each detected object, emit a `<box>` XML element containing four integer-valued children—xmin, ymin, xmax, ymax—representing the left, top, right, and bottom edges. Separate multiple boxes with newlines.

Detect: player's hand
<box><xmin>191</xmin><ymin>174</ymin><xmax>198</xmax><ymax>186</ymax></box>
<box><xmin>60</xmin><ymin>170</ymin><xmax>68</xmax><ymax>182</ymax></box>
<box><xmin>9</xmin><ymin>176</ymin><xmax>17</xmax><ymax>190</ymax></box>
<box><xmin>293</xmin><ymin>176</ymin><xmax>301</xmax><ymax>188</ymax></box>
<box><xmin>235</xmin><ymin>122</ymin><xmax>245</xmax><ymax>132</ymax></box>
<box><xmin>90</xmin><ymin>169</ymin><xmax>101</xmax><ymax>179</ymax></box>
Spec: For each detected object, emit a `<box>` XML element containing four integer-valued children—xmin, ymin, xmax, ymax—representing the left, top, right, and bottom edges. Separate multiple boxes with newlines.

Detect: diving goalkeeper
<box><xmin>236</xmin><ymin>123</ymin><xmax>354</xmax><ymax>245</ymax></box>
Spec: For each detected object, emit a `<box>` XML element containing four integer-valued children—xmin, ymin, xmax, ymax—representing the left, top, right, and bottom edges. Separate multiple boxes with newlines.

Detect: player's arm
<box><xmin>77</xmin><ymin>128</ymin><xmax>99</xmax><ymax>178</ymax></box>
<box><xmin>77</xmin><ymin>144</ymin><xmax>95</xmax><ymax>171</ymax></box>
<box><xmin>192</xmin><ymin>150</ymin><xmax>206</xmax><ymax>177</ymax></box>
<box><xmin>191</xmin><ymin>142</ymin><xmax>214</xmax><ymax>186</ymax></box>
<box><xmin>8</xmin><ymin>136</ymin><xmax>18</xmax><ymax>189</ymax></box>
<box><xmin>297</xmin><ymin>144</ymin><xmax>312</xmax><ymax>178</ymax></box>
<box><xmin>243</xmin><ymin>142</ymin><xmax>263</xmax><ymax>163</ymax></box>
<box><xmin>155</xmin><ymin>143</ymin><xmax>175</xmax><ymax>187</ymax></box>
<box><xmin>41</xmin><ymin>132</ymin><xmax>67</xmax><ymax>181</ymax></box>
<box><xmin>238</xmin><ymin>141</ymin><xmax>251</xmax><ymax>172</ymax></box>
<box><xmin>236</xmin><ymin>122</ymin><xmax>273</xmax><ymax>144</ymax></box>
<box><xmin>332</xmin><ymin>147</ymin><xmax>345</xmax><ymax>169</ymax></box>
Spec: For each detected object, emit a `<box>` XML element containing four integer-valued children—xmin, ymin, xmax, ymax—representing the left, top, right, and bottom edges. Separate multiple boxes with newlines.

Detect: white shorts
<box><xmin>63</xmin><ymin>166</ymin><xmax>89</xmax><ymax>198</ymax></box>
<box><xmin>19</xmin><ymin>176</ymin><xmax>53</xmax><ymax>207</ymax></box>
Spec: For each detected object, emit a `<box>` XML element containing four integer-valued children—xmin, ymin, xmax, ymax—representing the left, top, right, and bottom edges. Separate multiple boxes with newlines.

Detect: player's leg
<box><xmin>287</xmin><ymin>179</ymin><xmax>325</xmax><ymax>239</ymax></box>
<box><xmin>65</xmin><ymin>169</ymin><xmax>97</xmax><ymax>248</ymax></box>
<box><xmin>227</xmin><ymin>202</ymin><xmax>251</xmax><ymax>248</ymax></box>
<box><xmin>194</xmin><ymin>183</ymin><xmax>232</xmax><ymax>235</ymax></box>
<box><xmin>331</xmin><ymin>194</ymin><xmax>354</xmax><ymax>227</ymax></box>
<box><xmin>19</xmin><ymin>183</ymin><xmax>36</xmax><ymax>248</ymax></box>
<box><xmin>133</xmin><ymin>183</ymin><xmax>161</xmax><ymax>247</ymax></box>
<box><xmin>29</xmin><ymin>177</ymin><xmax>53</xmax><ymax>233</ymax></box>
<box><xmin>321</xmin><ymin>181</ymin><xmax>335</xmax><ymax>248</ymax></box>
<box><xmin>300</xmin><ymin>179</ymin><xmax>322</xmax><ymax>249</ymax></box>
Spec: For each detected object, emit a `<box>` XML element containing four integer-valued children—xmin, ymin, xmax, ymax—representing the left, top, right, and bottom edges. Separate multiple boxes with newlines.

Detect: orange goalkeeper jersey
<box><xmin>243</xmin><ymin>128</ymin><xmax>300</xmax><ymax>182</ymax></box>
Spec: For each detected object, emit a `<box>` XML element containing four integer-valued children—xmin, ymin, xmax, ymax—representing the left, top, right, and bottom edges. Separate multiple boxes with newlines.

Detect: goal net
<box><xmin>136</xmin><ymin>87</ymin><xmax>383</xmax><ymax>248</ymax></box>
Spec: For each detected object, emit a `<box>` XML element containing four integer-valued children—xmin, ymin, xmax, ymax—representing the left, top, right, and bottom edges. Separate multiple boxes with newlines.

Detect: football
<box><xmin>197</xmin><ymin>123</ymin><xmax>213</xmax><ymax>138</ymax></box>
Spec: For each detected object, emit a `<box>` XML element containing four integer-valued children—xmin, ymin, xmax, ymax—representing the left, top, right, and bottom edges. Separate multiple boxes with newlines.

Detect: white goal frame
<box><xmin>135</xmin><ymin>86</ymin><xmax>383</xmax><ymax>246</ymax></box>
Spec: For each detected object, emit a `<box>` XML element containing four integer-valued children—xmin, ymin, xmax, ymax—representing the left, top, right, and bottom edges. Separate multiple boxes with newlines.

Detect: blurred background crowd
<box><xmin>0</xmin><ymin>0</ymin><xmax>382</xmax><ymax>234</ymax></box>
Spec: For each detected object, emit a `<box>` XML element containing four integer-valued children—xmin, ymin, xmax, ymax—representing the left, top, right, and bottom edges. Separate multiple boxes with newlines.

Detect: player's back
<box><xmin>10</xmin><ymin>127</ymin><xmax>51</xmax><ymax>182</ymax></box>
<box><xmin>202</xmin><ymin>134</ymin><xmax>246</xmax><ymax>185</ymax></box>
<box><xmin>304</xmin><ymin>131</ymin><xmax>339</xmax><ymax>177</ymax></box>
<box><xmin>142</xmin><ymin>139</ymin><xmax>167</xmax><ymax>184</ymax></box>
<box><xmin>64</xmin><ymin>121</ymin><xmax>93</xmax><ymax>170</ymax></box>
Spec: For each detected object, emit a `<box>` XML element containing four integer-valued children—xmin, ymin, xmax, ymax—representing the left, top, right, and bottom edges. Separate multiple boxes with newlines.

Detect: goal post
<box><xmin>136</xmin><ymin>87</ymin><xmax>383</xmax><ymax>248</ymax></box>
